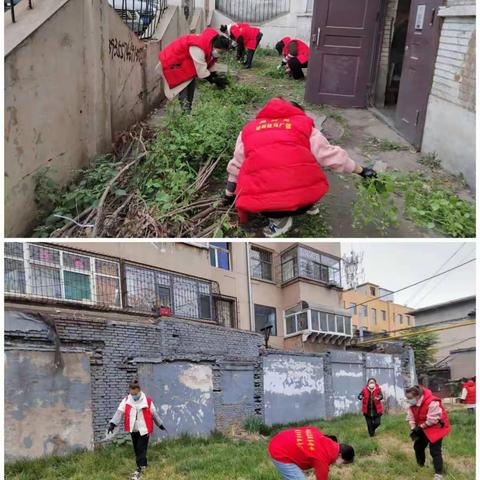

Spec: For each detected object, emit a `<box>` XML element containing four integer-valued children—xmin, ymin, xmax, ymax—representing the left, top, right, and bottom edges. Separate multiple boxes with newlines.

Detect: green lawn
<box><xmin>5</xmin><ymin>410</ymin><xmax>475</xmax><ymax>480</ymax></box>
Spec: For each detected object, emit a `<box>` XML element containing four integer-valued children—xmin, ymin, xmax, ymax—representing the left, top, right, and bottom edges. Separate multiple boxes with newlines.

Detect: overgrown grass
<box><xmin>362</xmin><ymin>136</ymin><xmax>410</xmax><ymax>154</ymax></box>
<box><xmin>6</xmin><ymin>410</ymin><xmax>475</xmax><ymax>480</ymax></box>
<box><xmin>352</xmin><ymin>172</ymin><xmax>476</xmax><ymax>237</ymax></box>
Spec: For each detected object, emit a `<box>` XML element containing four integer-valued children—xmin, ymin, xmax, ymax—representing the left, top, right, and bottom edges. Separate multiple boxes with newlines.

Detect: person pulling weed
<box><xmin>268</xmin><ymin>426</ymin><xmax>354</xmax><ymax>479</ymax></box>
<box><xmin>108</xmin><ymin>379</ymin><xmax>166</xmax><ymax>480</ymax></box>
<box><xmin>220</xmin><ymin>23</ymin><xmax>263</xmax><ymax>69</ymax></box>
<box><xmin>405</xmin><ymin>385</ymin><xmax>451</xmax><ymax>480</ymax></box>
<box><xmin>358</xmin><ymin>377</ymin><xmax>383</xmax><ymax>437</ymax></box>
<box><xmin>158</xmin><ymin>28</ymin><xmax>230</xmax><ymax>112</ymax></box>
<box><xmin>224</xmin><ymin>97</ymin><xmax>376</xmax><ymax>237</ymax></box>
<box><xmin>275</xmin><ymin>37</ymin><xmax>310</xmax><ymax>80</ymax></box>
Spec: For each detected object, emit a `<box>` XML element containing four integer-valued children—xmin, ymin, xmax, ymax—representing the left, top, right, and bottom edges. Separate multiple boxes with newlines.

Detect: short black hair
<box><xmin>289</xmin><ymin>100</ymin><xmax>305</xmax><ymax>111</ymax></box>
<box><xmin>213</xmin><ymin>35</ymin><xmax>230</xmax><ymax>50</ymax></box>
<box><xmin>275</xmin><ymin>40</ymin><xmax>285</xmax><ymax>56</ymax></box>
<box><xmin>340</xmin><ymin>444</ymin><xmax>355</xmax><ymax>463</ymax></box>
<box><xmin>129</xmin><ymin>379</ymin><xmax>141</xmax><ymax>390</ymax></box>
<box><xmin>405</xmin><ymin>385</ymin><xmax>422</xmax><ymax>396</ymax></box>
<box><xmin>325</xmin><ymin>434</ymin><xmax>338</xmax><ymax>443</ymax></box>
<box><xmin>220</xmin><ymin>24</ymin><xmax>228</xmax><ymax>33</ymax></box>
<box><xmin>367</xmin><ymin>377</ymin><xmax>377</xmax><ymax>384</ymax></box>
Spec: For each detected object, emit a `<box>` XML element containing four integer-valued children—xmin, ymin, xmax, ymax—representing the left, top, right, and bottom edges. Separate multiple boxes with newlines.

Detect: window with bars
<box><xmin>5</xmin><ymin>243</ymin><xmax>121</xmax><ymax>307</ymax></box>
<box><xmin>250</xmin><ymin>246</ymin><xmax>273</xmax><ymax>281</ymax></box>
<box><xmin>214</xmin><ymin>297</ymin><xmax>236</xmax><ymax>328</ymax></box>
<box><xmin>254</xmin><ymin>305</ymin><xmax>277</xmax><ymax>336</ymax></box>
<box><xmin>280</xmin><ymin>246</ymin><xmax>341</xmax><ymax>286</ymax></box>
<box><xmin>209</xmin><ymin>242</ymin><xmax>230</xmax><ymax>270</ymax></box>
<box><xmin>125</xmin><ymin>264</ymin><xmax>213</xmax><ymax>321</ymax></box>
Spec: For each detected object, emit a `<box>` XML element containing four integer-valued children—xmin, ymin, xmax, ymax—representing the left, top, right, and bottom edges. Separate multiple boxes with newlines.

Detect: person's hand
<box><xmin>409</xmin><ymin>425</ymin><xmax>422</xmax><ymax>440</ymax></box>
<box><xmin>359</xmin><ymin>166</ymin><xmax>377</xmax><ymax>179</ymax></box>
<box><xmin>206</xmin><ymin>72</ymin><xmax>218</xmax><ymax>84</ymax></box>
<box><xmin>108</xmin><ymin>423</ymin><xmax>116</xmax><ymax>434</ymax></box>
<box><xmin>214</xmin><ymin>76</ymin><xmax>229</xmax><ymax>89</ymax></box>
<box><xmin>224</xmin><ymin>192</ymin><xmax>235</xmax><ymax>206</ymax></box>
<box><xmin>159</xmin><ymin>424</ymin><xmax>166</xmax><ymax>431</ymax></box>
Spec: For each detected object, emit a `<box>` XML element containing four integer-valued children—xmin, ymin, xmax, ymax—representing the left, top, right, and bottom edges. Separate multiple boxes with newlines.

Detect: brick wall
<box><xmin>431</xmin><ymin>14</ymin><xmax>476</xmax><ymax>111</ymax></box>
<box><xmin>5</xmin><ymin>305</ymin><xmax>263</xmax><ymax>446</ymax></box>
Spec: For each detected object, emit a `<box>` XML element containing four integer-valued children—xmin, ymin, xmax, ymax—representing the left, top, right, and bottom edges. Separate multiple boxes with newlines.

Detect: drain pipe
<box><xmin>245</xmin><ymin>242</ymin><xmax>255</xmax><ymax>332</ymax></box>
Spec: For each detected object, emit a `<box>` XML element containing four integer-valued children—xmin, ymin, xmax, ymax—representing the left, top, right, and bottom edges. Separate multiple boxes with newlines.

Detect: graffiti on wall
<box><xmin>108</xmin><ymin>38</ymin><xmax>145</xmax><ymax>63</ymax></box>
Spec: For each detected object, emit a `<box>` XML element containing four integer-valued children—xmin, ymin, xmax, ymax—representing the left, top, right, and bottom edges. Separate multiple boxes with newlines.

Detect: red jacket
<box><xmin>361</xmin><ymin>385</ymin><xmax>383</xmax><ymax>415</ymax></box>
<box><xmin>410</xmin><ymin>388</ymin><xmax>451</xmax><ymax>443</ymax></box>
<box><xmin>124</xmin><ymin>396</ymin><xmax>154</xmax><ymax>435</ymax></box>
<box><xmin>235</xmin><ymin>98</ymin><xmax>329</xmax><ymax>222</ymax></box>
<box><xmin>231</xmin><ymin>23</ymin><xmax>261</xmax><ymax>50</ymax></box>
<box><xmin>280</xmin><ymin>37</ymin><xmax>310</xmax><ymax>64</ymax></box>
<box><xmin>269</xmin><ymin>427</ymin><xmax>340</xmax><ymax>480</ymax></box>
<box><xmin>464</xmin><ymin>380</ymin><xmax>476</xmax><ymax>404</ymax></box>
<box><xmin>159</xmin><ymin>28</ymin><xmax>218</xmax><ymax>88</ymax></box>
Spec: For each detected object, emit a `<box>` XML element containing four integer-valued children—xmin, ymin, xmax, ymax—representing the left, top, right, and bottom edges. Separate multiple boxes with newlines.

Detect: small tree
<box><xmin>402</xmin><ymin>333</ymin><xmax>439</xmax><ymax>377</ymax></box>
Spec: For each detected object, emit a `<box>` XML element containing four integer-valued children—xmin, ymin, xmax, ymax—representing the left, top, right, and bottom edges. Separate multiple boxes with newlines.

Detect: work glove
<box><xmin>107</xmin><ymin>422</ymin><xmax>116</xmax><ymax>434</ymax></box>
<box><xmin>409</xmin><ymin>425</ymin><xmax>423</xmax><ymax>441</ymax></box>
<box><xmin>213</xmin><ymin>76</ymin><xmax>229</xmax><ymax>89</ymax></box>
<box><xmin>159</xmin><ymin>424</ymin><xmax>166</xmax><ymax>431</ymax></box>
<box><xmin>224</xmin><ymin>193</ymin><xmax>235</xmax><ymax>206</ymax></box>
<box><xmin>359</xmin><ymin>166</ymin><xmax>377</xmax><ymax>179</ymax></box>
<box><xmin>205</xmin><ymin>72</ymin><xmax>218</xmax><ymax>84</ymax></box>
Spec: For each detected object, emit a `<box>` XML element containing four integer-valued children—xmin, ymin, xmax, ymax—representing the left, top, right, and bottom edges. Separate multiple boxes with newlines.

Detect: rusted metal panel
<box><xmin>138</xmin><ymin>362</ymin><xmax>215</xmax><ymax>440</ymax></box>
<box><xmin>5</xmin><ymin>350</ymin><xmax>93</xmax><ymax>460</ymax></box>
<box><xmin>264</xmin><ymin>355</ymin><xmax>326</xmax><ymax>426</ymax></box>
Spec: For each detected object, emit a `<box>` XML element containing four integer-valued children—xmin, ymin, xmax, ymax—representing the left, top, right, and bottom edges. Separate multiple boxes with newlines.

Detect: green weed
<box><xmin>362</xmin><ymin>136</ymin><xmax>410</xmax><ymax>154</ymax></box>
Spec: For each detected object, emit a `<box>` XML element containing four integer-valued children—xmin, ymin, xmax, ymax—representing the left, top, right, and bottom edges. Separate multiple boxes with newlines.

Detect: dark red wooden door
<box><xmin>395</xmin><ymin>0</ymin><xmax>443</xmax><ymax>148</ymax></box>
<box><xmin>305</xmin><ymin>0</ymin><xmax>383</xmax><ymax>107</ymax></box>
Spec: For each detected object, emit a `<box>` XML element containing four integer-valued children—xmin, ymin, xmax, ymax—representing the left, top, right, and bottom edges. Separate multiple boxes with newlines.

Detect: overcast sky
<box><xmin>340</xmin><ymin>242</ymin><xmax>476</xmax><ymax>309</ymax></box>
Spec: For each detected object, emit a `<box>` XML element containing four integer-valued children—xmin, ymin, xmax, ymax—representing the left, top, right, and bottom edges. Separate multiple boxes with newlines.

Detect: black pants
<box><xmin>413</xmin><ymin>430</ymin><xmax>443</xmax><ymax>474</ymax></box>
<box><xmin>261</xmin><ymin>204</ymin><xmax>315</xmax><ymax>219</ymax></box>
<box><xmin>131</xmin><ymin>432</ymin><xmax>150</xmax><ymax>469</ymax></box>
<box><xmin>178</xmin><ymin>78</ymin><xmax>196</xmax><ymax>112</ymax></box>
<box><xmin>287</xmin><ymin>57</ymin><xmax>308</xmax><ymax>79</ymax></box>
<box><xmin>364</xmin><ymin>415</ymin><xmax>381</xmax><ymax>437</ymax></box>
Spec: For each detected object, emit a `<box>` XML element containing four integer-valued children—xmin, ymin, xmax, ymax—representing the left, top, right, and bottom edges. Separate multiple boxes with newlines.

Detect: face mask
<box><xmin>368</xmin><ymin>383</ymin><xmax>375</xmax><ymax>390</ymax></box>
<box><xmin>132</xmin><ymin>393</ymin><xmax>141</xmax><ymax>401</ymax></box>
<box><xmin>212</xmin><ymin>49</ymin><xmax>220</xmax><ymax>58</ymax></box>
<box><xmin>335</xmin><ymin>458</ymin><xmax>345</xmax><ymax>465</ymax></box>
<box><xmin>406</xmin><ymin>398</ymin><xmax>417</xmax><ymax>405</ymax></box>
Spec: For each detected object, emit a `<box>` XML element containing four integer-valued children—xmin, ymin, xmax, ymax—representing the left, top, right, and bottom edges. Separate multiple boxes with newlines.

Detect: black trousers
<box><xmin>131</xmin><ymin>432</ymin><xmax>150</xmax><ymax>469</ymax></box>
<box><xmin>364</xmin><ymin>415</ymin><xmax>381</xmax><ymax>437</ymax></box>
<box><xmin>178</xmin><ymin>78</ymin><xmax>196</xmax><ymax>112</ymax></box>
<box><xmin>287</xmin><ymin>57</ymin><xmax>308</xmax><ymax>80</ymax></box>
<box><xmin>413</xmin><ymin>430</ymin><xmax>443</xmax><ymax>474</ymax></box>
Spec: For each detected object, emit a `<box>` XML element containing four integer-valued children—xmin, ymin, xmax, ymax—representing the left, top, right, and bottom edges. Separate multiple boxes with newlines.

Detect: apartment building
<box><xmin>342</xmin><ymin>283</ymin><xmax>415</xmax><ymax>336</ymax></box>
<box><xmin>4</xmin><ymin>241</ymin><xmax>351</xmax><ymax>353</ymax></box>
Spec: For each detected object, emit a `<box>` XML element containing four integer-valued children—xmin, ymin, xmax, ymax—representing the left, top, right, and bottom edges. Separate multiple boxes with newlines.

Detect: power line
<box><xmin>405</xmin><ymin>243</ymin><xmax>465</xmax><ymax>306</ymax></box>
<box><xmin>345</xmin><ymin>258</ymin><xmax>476</xmax><ymax>311</ymax></box>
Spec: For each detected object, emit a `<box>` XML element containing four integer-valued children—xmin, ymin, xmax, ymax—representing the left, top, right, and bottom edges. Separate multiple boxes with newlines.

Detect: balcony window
<box><xmin>381</xmin><ymin>310</ymin><xmax>387</xmax><ymax>321</ymax></box>
<box><xmin>371</xmin><ymin>308</ymin><xmax>377</xmax><ymax>325</ymax></box>
<box><xmin>285</xmin><ymin>306</ymin><xmax>352</xmax><ymax>337</ymax></box>
<box><xmin>255</xmin><ymin>305</ymin><xmax>277</xmax><ymax>336</ymax></box>
<box><xmin>4</xmin><ymin>243</ymin><xmax>122</xmax><ymax>307</ymax></box>
<box><xmin>396</xmin><ymin>313</ymin><xmax>403</xmax><ymax>325</ymax></box>
<box><xmin>281</xmin><ymin>246</ymin><xmax>341</xmax><ymax>286</ymax></box>
<box><xmin>360</xmin><ymin>305</ymin><xmax>368</xmax><ymax>317</ymax></box>
<box><xmin>214</xmin><ymin>297</ymin><xmax>236</xmax><ymax>328</ymax></box>
<box><xmin>209</xmin><ymin>242</ymin><xmax>230</xmax><ymax>270</ymax></box>
<box><xmin>250</xmin><ymin>246</ymin><xmax>273</xmax><ymax>281</ymax></box>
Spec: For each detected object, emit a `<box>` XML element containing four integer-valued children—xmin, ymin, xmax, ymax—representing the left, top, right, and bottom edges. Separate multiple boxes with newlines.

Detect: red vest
<box><xmin>124</xmin><ymin>395</ymin><xmax>154</xmax><ymax>435</ymax></box>
<box><xmin>464</xmin><ymin>380</ymin><xmax>476</xmax><ymax>404</ymax></box>
<box><xmin>231</xmin><ymin>23</ymin><xmax>261</xmax><ymax>50</ymax></box>
<box><xmin>269</xmin><ymin>426</ymin><xmax>339</xmax><ymax>473</ymax></box>
<box><xmin>410</xmin><ymin>388</ymin><xmax>451</xmax><ymax>443</ymax></box>
<box><xmin>159</xmin><ymin>28</ymin><xmax>218</xmax><ymax>88</ymax></box>
<box><xmin>235</xmin><ymin>98</ymin><xmax>329</xmax><ymax>222</ymax></box>
<box><xmin>281</xmin><ymin>37</ymin><xmax>310</xmax><ymax>64</ymax></box>
<box><xmin>361</xmin><ymin>385</ymin><xmax>383</xmax><ymax>415</ymax></box>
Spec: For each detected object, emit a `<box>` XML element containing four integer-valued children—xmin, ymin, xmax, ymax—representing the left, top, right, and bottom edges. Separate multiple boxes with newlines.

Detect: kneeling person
<box><xmin>108</xmin><ymin>380</ymin><xmax>166</xmax><ymax>480</ymax></box>
<box><xmin>275</xmin><ymin>37</ymin><xmax>310</xmax><ymax>79</ymax></box>
<box><xmin>269</xmin><ymin>426</ymin><xmax>354</xmax><ymax>479</ymax></box>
